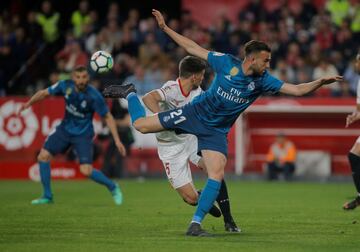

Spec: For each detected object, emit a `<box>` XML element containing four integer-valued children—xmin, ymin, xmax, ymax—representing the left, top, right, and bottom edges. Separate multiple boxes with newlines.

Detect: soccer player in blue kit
<box><xmin>18</xmin><ymin>66</ymin><xmax>126</xmax><ymax>205</ymax></box>
<box><xmin>103</xmin><ymin>10</ymin><xmax>343</xmax><ymax>236</ymax></box>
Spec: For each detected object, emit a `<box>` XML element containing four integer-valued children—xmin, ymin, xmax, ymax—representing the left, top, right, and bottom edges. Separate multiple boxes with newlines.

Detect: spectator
<box><xmin>0</xmin><ymin>1</ymin><xmax>359</xmax><ymax>97</ymax></box>
<box><xmin>36</xmin><ymin>0</ymin><xmax>60</xmax><ymax>44</ymax></box>
<box><xmin>55</xmin><ymin>37</ymin><xmax>88</xmax><ymax>72</ymax></box>
<box><xmin>313</xmin><ymin>57</ymin><xmax>341</xmax><ymax>96</ymax></box>
<box><xmin>266</xmin><ymin>133</ymin><xmax>297</xmax><ymax>181</ymax></box>
<box><xmin>326</xmin><ymin>0</ymin><xmax>350</xmax><ymax>27</ymax></box>
<box><xmin>71</xmin><ymin>0</ymin><xmax>91</xmax><ymax>38</ymax></box>
<box><xmin>123</xmin><ymin>64</ymin><xmax>159</xmax><ymax>95</ymax></box>
<box><xmin>344</xmin><ymin>56</ymin><xmax>360</xmax><ymax>95</ymax></box>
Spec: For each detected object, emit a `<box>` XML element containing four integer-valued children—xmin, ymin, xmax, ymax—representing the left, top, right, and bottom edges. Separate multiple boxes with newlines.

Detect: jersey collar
<box><xmin>177</xmin><ymin>78</ymin><xmax>190</xmax><ymax>97</ymax></box>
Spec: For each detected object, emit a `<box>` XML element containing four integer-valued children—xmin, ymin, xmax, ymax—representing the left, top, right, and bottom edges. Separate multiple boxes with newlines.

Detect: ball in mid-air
<box><xmin>90</xmin><ymin>50</ymin><xmax>113</xmax><ymax>73</ymax></box>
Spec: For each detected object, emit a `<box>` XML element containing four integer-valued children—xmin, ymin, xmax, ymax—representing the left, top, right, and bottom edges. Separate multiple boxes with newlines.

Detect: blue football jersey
<box><xmin>48</xmin><ymin>80</ymin><xmax>109</xmax><ymax>135</ymax></box>
<box><xmin>191</xmin><ymin>51</ymin><xmax>283</xmax><ymax>133</ymax></box>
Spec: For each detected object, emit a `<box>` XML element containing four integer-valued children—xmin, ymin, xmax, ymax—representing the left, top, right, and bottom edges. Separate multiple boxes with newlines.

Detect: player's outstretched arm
<box><xmin>142</xmin><ymin>90</ymin><xmax>162</xmax><ymax>113</ymax></box>
<box><xmin>152</xmin><ymin>9</ymin><xmax>209</xmax><ymax>60</ymax></box>
<box><xmin>279</xmin><ymin>75</ymin><xmax>343</xmax><ymax>96</ymax></box>
<box><xmin>17</xmin><ymin>89</ymin><xmax>50</xmax><ymax>115</ymax></box>
<box><xmin>104</xmin><ymin>112</ymin><xmax>127</xmax><ymax>156</ymax></box>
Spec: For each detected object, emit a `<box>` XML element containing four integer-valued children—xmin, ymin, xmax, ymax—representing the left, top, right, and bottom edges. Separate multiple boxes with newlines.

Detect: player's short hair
<box><xmin>179</xmin><ymin>56</ymin><xmax>207</xmax><ymax>78</ymax></box>
<box><xmin>244</xmin><ymin>40</ymin><xmax>271</xmax><ymax>56</ymax></box>
<box><xmin>73</xmin><ymin>65</ymin><xmax>88</xmax><ymax>73</ymax></box>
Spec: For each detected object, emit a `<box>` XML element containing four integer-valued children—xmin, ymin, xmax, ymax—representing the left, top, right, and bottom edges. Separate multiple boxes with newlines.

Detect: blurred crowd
<box><xmin>0</xmin><ymin>0</ymin><xmax>359</xmax><ymax>97</ymax></box>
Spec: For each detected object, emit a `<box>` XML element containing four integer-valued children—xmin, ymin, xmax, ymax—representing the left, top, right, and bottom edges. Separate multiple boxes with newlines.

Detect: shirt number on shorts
<box><xmin>170</xmin><ymin>109</ymin><xmax>186</xmax><ymax>125</ymax></box>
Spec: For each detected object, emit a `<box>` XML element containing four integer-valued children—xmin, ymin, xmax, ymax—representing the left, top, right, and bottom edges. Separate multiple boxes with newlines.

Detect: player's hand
<box><xmin>152</xmin><ymin>9</ymin><xmax>167</xmax><ymax>30</ymax></box>
<box><xmin>17</xmin><ymin>103</ymin><xmax>29</xmax><ymax>115</ymax></box>
<box><xmin>320</xmin><ymin>75</ymin><xmax>343</xmax><ymax>85</ymax></box>
<box><xmin>115</xmin><ymin>140</ymin><xmax>127</xmax><ymax>157</ymax></box>
<box><xmin>346</xmin><ymin>111</ymin><xmax>360</xmax><ymax>128</ymax></box>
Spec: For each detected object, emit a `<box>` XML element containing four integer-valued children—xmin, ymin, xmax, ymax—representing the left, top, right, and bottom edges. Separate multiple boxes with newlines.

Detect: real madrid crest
<box><xmin>65</xmin><ymin>87</ymin><xmax>72</xmax><ymax>99</ymax></box>
<box><xmin>81</xmin><ymin>100</ymin><xmax>87</xmax><ymax>108</ymax></box>
<box><xmin>248</xmin><ymin>81</ymin><xmax>255</xmax><ymax>91</ymax></box>
<box><xmin>230</xmin><ymin>67</ymin><xmax>239</xmax><ymax>76</ymax></box>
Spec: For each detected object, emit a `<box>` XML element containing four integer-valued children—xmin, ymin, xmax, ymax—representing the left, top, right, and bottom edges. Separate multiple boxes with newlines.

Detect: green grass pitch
<box><xmin>0</xmin><ymin>179</ymin><xmax>359</xmax><ymax>252</ymax></box>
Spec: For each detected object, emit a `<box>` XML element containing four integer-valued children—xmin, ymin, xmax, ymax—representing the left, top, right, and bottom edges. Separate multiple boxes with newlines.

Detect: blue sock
<box><xmin>39</xmin><ymin>161</ymin><xmax>52</xmax><ymax>199</ymax></box>
<box><xmin>127</xmin><ymin>92</ymin><xmax>146</xmax><ymax>123</ymax></box>
<box><xmin>89</xmin><ymin>169</ymin><xmax>116</xmax><ymax>191</ymax></box>
<box><xmin>192</xmin><ymin>179</ymin><xmax>221</xmax><ymax>223</ymax></box>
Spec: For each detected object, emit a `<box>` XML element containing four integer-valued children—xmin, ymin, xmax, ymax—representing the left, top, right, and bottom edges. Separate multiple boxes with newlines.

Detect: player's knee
<box><xmin>37</xmin><ymin>150</ymin><xmax>51</xmax><ymax>162</ymax></box>
<box><xmin>208</xmin><ymin>169</ymin><xmax>224</xmax><ymax>181</ymax></box>
<box><xmin>80</xmin><ymin>165</ymin><xmax>93</xmax><ymax>176</ymax></box>
<box><xmin>183</xmin><ymin>194</ymin><xmax>198</xmax><ymax>205</ymax></box>
<box><xmin>181</xmin><ymin>191</ymin><xmax>198</xmax><ymax>205</ymax></box>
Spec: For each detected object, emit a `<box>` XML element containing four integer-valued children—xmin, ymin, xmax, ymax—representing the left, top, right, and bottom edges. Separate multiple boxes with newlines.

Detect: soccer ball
<box><xmin>90</xmin><ymin>51</ymin><xmax>113</xmax><ymax>73</ymax></box>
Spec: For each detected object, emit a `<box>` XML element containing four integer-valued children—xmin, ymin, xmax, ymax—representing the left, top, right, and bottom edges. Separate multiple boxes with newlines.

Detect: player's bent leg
<box><xmin>83</xmin><ymin>164</ymin><xmax>123</xmax><ymax>205</ymax></box>
<box><xmin>31</xmin><ymin>148</ymin><xmax>54</xmax><ymax>205</ymax></box>
<box><xmin>133</xmin><ymin>114</ymin><xmax>165</xmax><ymax>134</ymax></box>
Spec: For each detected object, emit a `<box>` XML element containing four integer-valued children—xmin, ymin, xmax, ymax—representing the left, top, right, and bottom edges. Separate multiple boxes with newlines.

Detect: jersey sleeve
<box><xmin>48</xmin><ymin>80</ymin><xmax>66</xmax><ymax>95</ymax></box>
<box><xmin>156</xmin><ymin>82</ymin><xmax>178</xmax><ymax>102</ymax></box>
<box><xmin>261</xmin><ymin>72</ymin><xmax>284</xmax><ymax>94</ymax></box>
<box><xmin>207</xmin><ymin>51</ymin><xmax>231</xmax><ymax>73</ymax></box>
<box><xmin>93</xmin><ymin>92</ymin><xmax>109</xmax><ymax>117</ymax></box>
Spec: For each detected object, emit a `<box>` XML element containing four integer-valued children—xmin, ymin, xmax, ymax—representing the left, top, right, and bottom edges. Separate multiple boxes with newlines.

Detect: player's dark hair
<box><xmin>244</xmin><ymin>40</ymin><xmax>271</xmax><ymax>56</ymax></box>
<box><xmin>73</xmin><ymin>65</ymin><xmax>87</xmax><ymax>72</ymax></box>
<box><xmin>179</xmin><ymin>56</ymin><xmax>206</xmax><ymax>78</ymax></box>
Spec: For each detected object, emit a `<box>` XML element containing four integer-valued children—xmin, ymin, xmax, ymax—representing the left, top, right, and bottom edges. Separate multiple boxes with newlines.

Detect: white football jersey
<box><xmin>155</xmin><ymin>79</ymin><xmax>202</xmax><ymax>143</ymax></box>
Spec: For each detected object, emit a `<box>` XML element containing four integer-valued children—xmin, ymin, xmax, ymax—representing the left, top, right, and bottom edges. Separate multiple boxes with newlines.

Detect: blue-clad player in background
<box><xmin>19</xmin><ymin>66</ymin><xmax>126</xmax><ymax>205</ymax></box>
<box><xmin>103</xmin><ymin>10</ymin><xmax>343</xmax><ymax>236</ymax></box>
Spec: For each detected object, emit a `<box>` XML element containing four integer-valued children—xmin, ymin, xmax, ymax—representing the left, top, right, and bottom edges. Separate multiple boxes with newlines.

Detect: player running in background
<box><xmin>18</xmin><ymin>66</ymin><xmax>126</xmax><ymax>205</ymax></box>
<box><xmin>344</xmin><ymin>52</ymin><xmax>360</xmax><ymax>210</ymax></box>
<box><xmin>102</xmin><ymin>10</ymin><xmax>342</xmax><ymax>236</ymax></box>
<box><xmin>142</xmin><ymin>55</ymin><xmax>239</xmax><ymax>232</ymax></box>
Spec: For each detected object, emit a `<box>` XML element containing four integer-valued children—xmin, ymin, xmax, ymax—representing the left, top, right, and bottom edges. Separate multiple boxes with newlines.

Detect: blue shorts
<box><xmin>158</xmin><ymin>104</ymin><xmax>228</xmax><ymax>157</ymax></box>
<box><xmin>44</xmin><ymin>125</ymin><xmax>94</xmax><ymax>164</ymax></box>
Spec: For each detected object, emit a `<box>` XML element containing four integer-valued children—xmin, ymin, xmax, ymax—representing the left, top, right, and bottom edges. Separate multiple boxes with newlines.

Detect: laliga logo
<box><xmin>0</xmin><ymin>100</ymin><xmax>39</xmax><ymax>150</ymax></box>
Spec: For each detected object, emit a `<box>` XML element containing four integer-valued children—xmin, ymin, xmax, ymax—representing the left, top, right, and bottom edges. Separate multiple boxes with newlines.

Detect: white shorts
<box><xmin>157</xmin><ymin>136</ymin><xmax>201</xmax><ymax>189</ymax></box>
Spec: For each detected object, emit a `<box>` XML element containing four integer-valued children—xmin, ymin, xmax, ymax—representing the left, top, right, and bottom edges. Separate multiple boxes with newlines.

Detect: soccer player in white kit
<box><xmin>344</xmin><ymin>52</ymin><xmax>360</xmax><ymax>210</ymax></box>
<box><xmin>142</xmin><ymin>56</ymin><xmax>240</xmax><ymax>232</ymax></box>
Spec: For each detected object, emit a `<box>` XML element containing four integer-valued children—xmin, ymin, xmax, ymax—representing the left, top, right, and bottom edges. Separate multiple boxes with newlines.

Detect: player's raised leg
<box><xmin>103</xmin><ymin>84</ymin><xmax>165</xmax><ymax>134</ymax></box>
<box><xmin>186</xmin><ymin>150</ymin><xmax>226</xmax><ymax>236</ymax></box>
<box><xmin>31</xmin><ymin>148</ymin><xmax>54</xmax><ymax>205</ymax></box>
